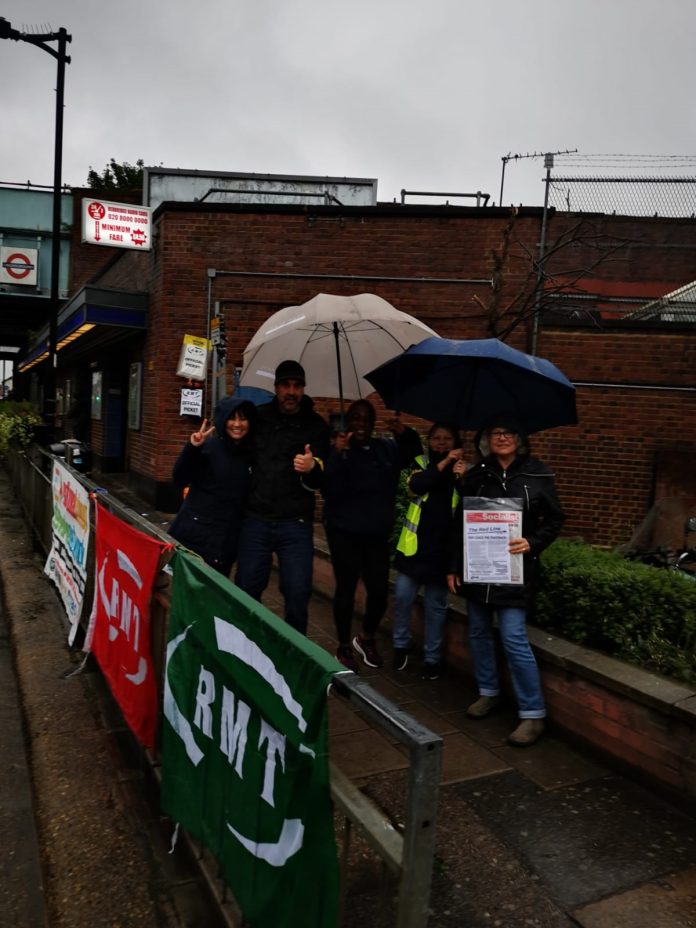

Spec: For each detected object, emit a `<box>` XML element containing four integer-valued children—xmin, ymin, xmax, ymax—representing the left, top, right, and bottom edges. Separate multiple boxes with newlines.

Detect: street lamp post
<box><xmin>0</xmin><ymin>17</ymin><xmax>71</xmax><ymax>439</ymax></box>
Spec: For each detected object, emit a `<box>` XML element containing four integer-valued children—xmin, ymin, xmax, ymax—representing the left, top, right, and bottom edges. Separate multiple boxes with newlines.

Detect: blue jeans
<box><xmin>392</xmin><ymin>573</ymin><xmax>448</xmax><ymax>664</ymax></box>
<box><xmin>466</xmin><ymin>600</ymin><xmax>546</xmax><ymax>718</ymax></box>
<box><xmin>235</xmin><ymin>517</ymin><xmax>314</xmax><ymax>635</ymax></box>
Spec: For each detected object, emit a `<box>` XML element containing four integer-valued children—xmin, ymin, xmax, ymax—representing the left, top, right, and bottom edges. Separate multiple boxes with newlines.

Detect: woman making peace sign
<box><xmin>169</xmin><ymin>395</ymin><xmax>256</xmax><ymax>576</ymax></box>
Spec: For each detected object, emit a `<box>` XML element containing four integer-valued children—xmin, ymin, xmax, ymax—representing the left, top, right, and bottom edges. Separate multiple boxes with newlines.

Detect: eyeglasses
<box><xmin>489</xmin><ymin>430</ymin><xmax>516</xmax><ymax>439</ymax></box>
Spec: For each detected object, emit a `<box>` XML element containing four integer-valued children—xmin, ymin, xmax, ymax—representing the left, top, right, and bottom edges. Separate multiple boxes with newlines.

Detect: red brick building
<box><xmin>18</xmin><ymin>181</ymin><xmax>696</xmax><ymax>549</ymax></box>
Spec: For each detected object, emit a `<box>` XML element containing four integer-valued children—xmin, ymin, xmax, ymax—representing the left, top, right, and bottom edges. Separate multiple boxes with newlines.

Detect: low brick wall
<box><xmin>312</xmin><ymin>543</ymin><xmax>696</xmax><ymax>803</ymax></box>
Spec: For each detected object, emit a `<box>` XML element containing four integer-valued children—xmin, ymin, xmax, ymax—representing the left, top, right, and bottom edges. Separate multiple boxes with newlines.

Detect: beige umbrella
<box><xmin>240</xmin><ymin>293</ymin><xmax>438</xmax><ymax>417</ymax></box>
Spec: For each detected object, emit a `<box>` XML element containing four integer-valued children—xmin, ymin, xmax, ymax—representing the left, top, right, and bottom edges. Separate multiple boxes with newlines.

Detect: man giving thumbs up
<box><xmin>235</xmin><ymin>360</ymin><xmax>330</xmax><ymax>634</ymax></box>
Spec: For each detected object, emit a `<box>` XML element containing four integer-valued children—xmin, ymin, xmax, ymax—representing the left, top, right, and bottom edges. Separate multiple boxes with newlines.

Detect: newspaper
<box><xmin>462</xmin><ymin>497</ymin><xmax>524</xmax><ymax>585</ymax></box>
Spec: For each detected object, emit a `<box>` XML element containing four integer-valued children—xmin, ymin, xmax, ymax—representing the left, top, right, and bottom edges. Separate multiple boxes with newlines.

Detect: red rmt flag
<box><xmin>86</xmin><ymin>503</ymin><xmax>167</xmax><ymax>748</ymax></box>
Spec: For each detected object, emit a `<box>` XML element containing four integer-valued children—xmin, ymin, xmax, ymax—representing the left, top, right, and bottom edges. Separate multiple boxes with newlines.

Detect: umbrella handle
<box><xmin>333</xmin><ymin>321</ymin><xmax>346</xmax><ymax>424</ymax></box>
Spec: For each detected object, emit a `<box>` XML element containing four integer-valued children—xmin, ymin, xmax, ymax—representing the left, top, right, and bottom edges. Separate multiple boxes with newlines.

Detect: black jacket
<box><xmin>453</xmin><ymin>453</ymin><xmax>565</xmax><ymax>608</ymax></box>
<box><xmin>245</xmin><ymin>395</ymin><xmax>330</xmax><ymax>523</ymax></box>
<box><xmin>393</xmin><ymin>452</ymin><xmax>459</xmax><ymax>582</ymax></box>
<box><xmin>323</xmin><ymin>427</ymin><xmax>421</xmax><ymax>536</ymax></box>
<box><xmin>169</xmin><ymin>395</ymin><xmax>254</xmax><ymax>573</ymax></box>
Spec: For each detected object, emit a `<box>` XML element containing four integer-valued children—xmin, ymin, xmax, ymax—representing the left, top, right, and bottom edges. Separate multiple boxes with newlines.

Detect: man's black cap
<box><xmin>274</xmin><ymin>360</ymin><xmax>306</xmax><ymax>385</ymax></box>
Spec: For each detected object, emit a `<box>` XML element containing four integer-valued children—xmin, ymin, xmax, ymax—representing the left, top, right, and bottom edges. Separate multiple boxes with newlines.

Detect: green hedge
<box><xmin>533</xmin><ymin>539</ymin><xmax>696</xmax><ymax>685</ymax></box>
<box><xmin>0</xmin><ymin>402</ymin><xmax>43</xmax><ymax>454</ymax></box>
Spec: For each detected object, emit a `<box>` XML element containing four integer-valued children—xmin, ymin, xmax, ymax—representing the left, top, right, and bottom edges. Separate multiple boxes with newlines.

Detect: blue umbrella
<box><xmin>365</xmin><ymin>336</ymin><xmax>577</xmax><ymax>434</ymax></box>
<box><xmin>230</xmin><ymin>384</ymin><xmax>274</xmax><ymax>406</ymax></box>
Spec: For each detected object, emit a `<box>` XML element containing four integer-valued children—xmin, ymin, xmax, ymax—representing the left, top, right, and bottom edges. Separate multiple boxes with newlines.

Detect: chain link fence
<box><xmin>545</xmin><ymin>155</ymin><xmax>696</xmax><ymax>218</ymax></box>
<box><xmin>548</xmin><ymin>176</ymin><xmax>696</xmax><ymax>218</ymax></box>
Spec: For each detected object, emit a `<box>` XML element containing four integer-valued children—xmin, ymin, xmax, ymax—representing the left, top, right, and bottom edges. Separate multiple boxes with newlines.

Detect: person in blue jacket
<box><xmin>392</xmin><ymin>423</ymin><xmax>464</xmax><ymax>679</ymax></box>
<box><xmin>323</xmin><ymin>399</ymin><xmax>421</xmax><ymax>671</ymax></box>
<box><xmin>169</xmin><ymin>394</ymin><xmax>256</xmax><ymax>576</ymax></box>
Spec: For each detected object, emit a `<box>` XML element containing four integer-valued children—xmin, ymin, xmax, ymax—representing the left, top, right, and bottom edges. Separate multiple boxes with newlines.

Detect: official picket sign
<box><xmin>82</xmin><ymin>198</ymin><xmax>152</xmax><ymax>251</ymax></box>
<box><xmin>176</xmin><ymin>334</ymin><xmax>211</xmax><ymax>380</ymax></box>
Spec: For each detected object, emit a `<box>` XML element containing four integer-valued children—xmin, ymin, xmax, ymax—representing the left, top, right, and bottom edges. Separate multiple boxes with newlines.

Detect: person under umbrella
<box><xmin>323</xmin><ymin>399</ymin><xmax>421</xmax><ymax>671</ymax></box>
<box><xmin>448</xmin><ymin>420</ymin><xmax>565</xmax><ymax>747</ymax></box>
<box><xmin>235</xmin><ymin>360</ymin><xmax>330</xmax><ymax>635</ymax></box>
<box><xmin>392</xmin><ymin>423</ymin><xmax>464</xmax><ymax>680</ymax></box>
<box><xmin>169</xmin><ymin>395</ymin><xmax>256</xmax><ymax>576</ymax></box>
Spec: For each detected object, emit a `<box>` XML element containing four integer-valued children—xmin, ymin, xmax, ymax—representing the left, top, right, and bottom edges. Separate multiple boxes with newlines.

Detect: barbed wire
<box><xmin>539</xmin><ymin>153</ymin><xmax>696</xmax><ymax>216</ymax></box>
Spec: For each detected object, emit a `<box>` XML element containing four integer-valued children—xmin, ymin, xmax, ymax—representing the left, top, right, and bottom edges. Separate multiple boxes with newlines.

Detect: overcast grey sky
<box><xmin>1</xmin><ymin>0</ymin><xmax>694</xmax><ymax>207</ymax></box>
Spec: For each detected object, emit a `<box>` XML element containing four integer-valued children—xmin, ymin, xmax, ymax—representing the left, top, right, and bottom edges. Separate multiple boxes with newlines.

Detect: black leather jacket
<box><xmin>453</xmin><ymin>453</ymin><xmax>565</xmax><ymax>607</ymax></box>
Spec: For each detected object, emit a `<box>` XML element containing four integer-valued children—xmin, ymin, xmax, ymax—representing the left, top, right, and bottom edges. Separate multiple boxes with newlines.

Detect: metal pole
<box><xmin>45</xmin><ymin>28</ymin><xmax>69</xmax><ymax>440</ymax></box>
<box><xmin>0</xmin><ymin>19</ymin><xmax>71</xmax><ymax>439</ymax></box>
<box><xmin>499</xmin><ymin>155</ymin><xmax>508</xmax><ymax>206</ymax></box>
<box><xmin>531</xmin><ymin>154</ymin><xmax>553</xmax><ymax>355</ymax></box>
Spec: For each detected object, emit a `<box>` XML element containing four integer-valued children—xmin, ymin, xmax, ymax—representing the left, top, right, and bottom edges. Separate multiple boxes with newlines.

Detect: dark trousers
<box><xmin>325</xmin><ymin>527</ymin><xmax>391</xmax><ymax>646</ymax></box>
<box><xmin>235</xmin><ymin>517</ymin><xmax>314</xmax><ymax>635</ymax></box>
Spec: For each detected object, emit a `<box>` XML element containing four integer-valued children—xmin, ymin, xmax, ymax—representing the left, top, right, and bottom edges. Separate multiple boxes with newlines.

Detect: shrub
<box><xmin>533</xmin><ymin>539</ymin><xmax>696</xmax><ymax>684</ymax></box>
<box><xmin>0</xmin><ymin>402</ymin><xmax>43</xmax><ymax>454</ymax></box>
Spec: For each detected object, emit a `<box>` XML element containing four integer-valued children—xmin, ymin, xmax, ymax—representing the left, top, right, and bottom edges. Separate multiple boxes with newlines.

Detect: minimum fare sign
<box><xmin>82</xmin><ymin>198</ymin><xmax>152</xmax><ymax>251</ymax></box>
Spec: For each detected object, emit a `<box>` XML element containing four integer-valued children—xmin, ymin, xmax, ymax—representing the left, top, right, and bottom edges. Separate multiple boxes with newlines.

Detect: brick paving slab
<box><xmin>453</xmin><ymin>771</ymin><xmax>696</xmax><ymax>911</ymax></box>
<box><xmin>571</xmin><ymin>866</ymin><xmax>696</xmax><ymax>927</ymax></box>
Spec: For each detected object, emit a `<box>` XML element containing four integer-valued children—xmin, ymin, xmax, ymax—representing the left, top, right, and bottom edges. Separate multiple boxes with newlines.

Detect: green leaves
<box><xmin>533</xmin><ymin>539</ymin><xmax>696</xmax><ymax>684</ymax></box>
<box><xmin>0</xmin><ymin>403</ymin><xmax>42</xmax><ymax>453</ymax></box>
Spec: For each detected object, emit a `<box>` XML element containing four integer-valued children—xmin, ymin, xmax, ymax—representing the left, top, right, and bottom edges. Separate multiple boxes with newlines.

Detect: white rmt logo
<box><xmin>164</xmin><ymin>616</ymin><xmax>316</xmax><ymax>866</ymax></box>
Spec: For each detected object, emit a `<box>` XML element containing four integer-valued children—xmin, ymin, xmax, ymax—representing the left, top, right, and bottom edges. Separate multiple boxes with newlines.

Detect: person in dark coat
<box><xmin>323</xmin><ymin>399</ymin><xmax>421</xmax><ymax>672</ymax></box>
<box><xmin>235</xmin><ymin>360</ymin><xmax>330</xmax><ymax>635</ymax></box>
<box><xmin>392</xmin><ymin>423</ymin><xmax>463</xmax><ymax>680</ymax></box>
<box><xmin>448</xmin><ymin>420</ymin><xmax>564</xmax><ymax>747</ymax></box>
<box><xmin>169</xmin><ymin>395</ymin><xmax>256</xmax><ymax>576</ymax></box>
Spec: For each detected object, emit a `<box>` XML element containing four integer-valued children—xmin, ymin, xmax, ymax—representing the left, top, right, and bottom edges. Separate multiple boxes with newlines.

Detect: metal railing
<box><xmin>4</xmin><ymin>446</ymin><xmax>442</xmax><ymax>927</ymax></box>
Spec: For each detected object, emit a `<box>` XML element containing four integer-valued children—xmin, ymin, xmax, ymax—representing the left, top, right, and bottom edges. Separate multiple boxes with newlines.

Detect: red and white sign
<box><xmin>85</xmin><ymin>503</ymin><xmax>168</xmax><ymax>747</ymax></box>
<box><xmin>81</xmin><ymin>198</ymin><xmax>152</xmax><ymax>251</ymax></box>
<box><xmin>0</xmin><ymin>246</ymin><xmax>39</xmax><ymax>286</ymax></box>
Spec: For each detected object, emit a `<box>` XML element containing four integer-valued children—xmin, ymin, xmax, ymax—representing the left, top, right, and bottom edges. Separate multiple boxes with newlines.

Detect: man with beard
<box><xmin>235</xmin><ymin>360</ymin><xmax>330</xmax><ymax>635</ymax></box>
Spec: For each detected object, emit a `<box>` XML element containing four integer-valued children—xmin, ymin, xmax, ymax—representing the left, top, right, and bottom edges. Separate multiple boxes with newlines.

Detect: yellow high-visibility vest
<box><xmin>396</xmin><ymin>454</ymin><xmax>459</xmax><ymax>557</ymax></box>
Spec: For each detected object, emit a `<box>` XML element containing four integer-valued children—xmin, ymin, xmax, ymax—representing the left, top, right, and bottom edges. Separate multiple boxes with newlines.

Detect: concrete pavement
<box><xmin>2</xmin><ymin>466</ymin><xmax>696</xmax><ymax>927</ymax></box>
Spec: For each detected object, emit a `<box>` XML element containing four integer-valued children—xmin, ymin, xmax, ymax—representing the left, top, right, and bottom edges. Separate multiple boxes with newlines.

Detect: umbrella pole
<box><xmin>333</xmin><ymin>321</ymin><xmax>346</xmax><ymax>429</ymax></box>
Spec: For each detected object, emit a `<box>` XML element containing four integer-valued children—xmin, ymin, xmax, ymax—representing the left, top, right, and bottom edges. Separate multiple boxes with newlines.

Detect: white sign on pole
<box><xmin>81</xmin><ymin>198</ymin><xmax>152</xmax><ymax>251</ymax></box>
<box><xmin>180</xmin><ymin>389</ymin><xmax>203</xmax><ymax>417</ymax></box>
<box><xmin>0</xmin><ymin>246</ymin><xmax>39</xmax><ymax>286</ymax></box>
<box><xmin>176</xmin><ymin>334</ymin><xmax>211</xmax><ymax>381</ymax></box>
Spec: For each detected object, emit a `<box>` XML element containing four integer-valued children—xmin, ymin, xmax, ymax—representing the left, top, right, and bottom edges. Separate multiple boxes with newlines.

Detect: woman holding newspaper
<box><xmin>448</xmin><ymin>420</ymin><xmax>564</xmax><ymax>747</ymax></box>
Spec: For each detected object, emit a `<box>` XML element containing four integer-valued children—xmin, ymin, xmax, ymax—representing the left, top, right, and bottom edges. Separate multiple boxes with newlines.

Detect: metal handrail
<box><xmin>5</xmin><ymin>446</ymin><xmax>442</xmax><ymax>927</ymax></box>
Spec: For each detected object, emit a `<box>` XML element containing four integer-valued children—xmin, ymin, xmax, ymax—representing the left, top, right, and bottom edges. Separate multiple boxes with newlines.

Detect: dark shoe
<box><xmin>393</xmin><ymin>648</ymin><xmax>409</xmax><ymax>671</ymax></box>
<box><xmin>421</xmin><ymin>662</ymin><xmax>440</xmax><ymax>680</ymax></box>
<box><xmin>507</xmin><ymin>718</ymin><xmax>544</xmax><ymax>747</ymax></box>
<box><xmin>352</xmin><ymin>635</ymin><xmax>384</xmax><ymax>669</ymax></box>
<box><xmin>465</xmin><ymin>695</ymin><xmax>500</xmax><ymax>719</ymax></box>
<box><xmin>335</xmin><ymin>646</ymin><xmax>359</xmax><ymax>673</ymax></box>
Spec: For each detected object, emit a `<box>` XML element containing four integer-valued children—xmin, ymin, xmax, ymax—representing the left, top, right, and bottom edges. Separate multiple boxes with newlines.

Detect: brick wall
<box><xmin>82</xmin><ymin>203</ymin><xmax>695</xmax><ymax>545</ymax></box>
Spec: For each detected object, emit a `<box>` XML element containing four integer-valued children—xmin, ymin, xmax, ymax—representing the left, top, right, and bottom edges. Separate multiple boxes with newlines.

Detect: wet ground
<box><xmin>2</xmin><ymin>467</ymin><xmax>696</xmax><ymax>927</ymax></box>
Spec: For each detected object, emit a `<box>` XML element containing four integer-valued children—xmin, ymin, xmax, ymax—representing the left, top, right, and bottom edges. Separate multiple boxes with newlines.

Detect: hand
<box><xmin>439</xmin><ymin>448</ymin><xmax>466</xmax><ymax>471</ymax></box>
<box><xmin>453</xmin><ymin>458</ymin><xmax>469</xmax><ymax>477</ymax></box>
<box><xmin>294</xmin><ymin>443</ymin><xmax>316</xmax><ymax>474</ymax></box>
<box><xmin>333</xmin><ymin>431</ymin><xmax>353</xmax><ymax>454</ymax></box>
<box><xmin>190</xmin><ymin>418</ymin><xmax>215</xmax><ymax>447</ymax></box>
<box><xmin>509</xmin><ymin>536</ymin><xmax>531</xmax><ymax>555</ymax></box>
<box><xmin>447</xmin><ymin>573</ymin><xmax>461</xmax><ymax>594</ymax></box>
<box><xmin>387</xmin><ymin>415</ymin><xmax>405</xmax><ymax>435</ymax></box>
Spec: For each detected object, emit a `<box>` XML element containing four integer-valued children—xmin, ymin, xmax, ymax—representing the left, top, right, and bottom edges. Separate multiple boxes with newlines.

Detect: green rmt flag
<box><xmin>161</xmin><ymin>550</ymin><xmax>341</xmax><ymax>928</ymax></box>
